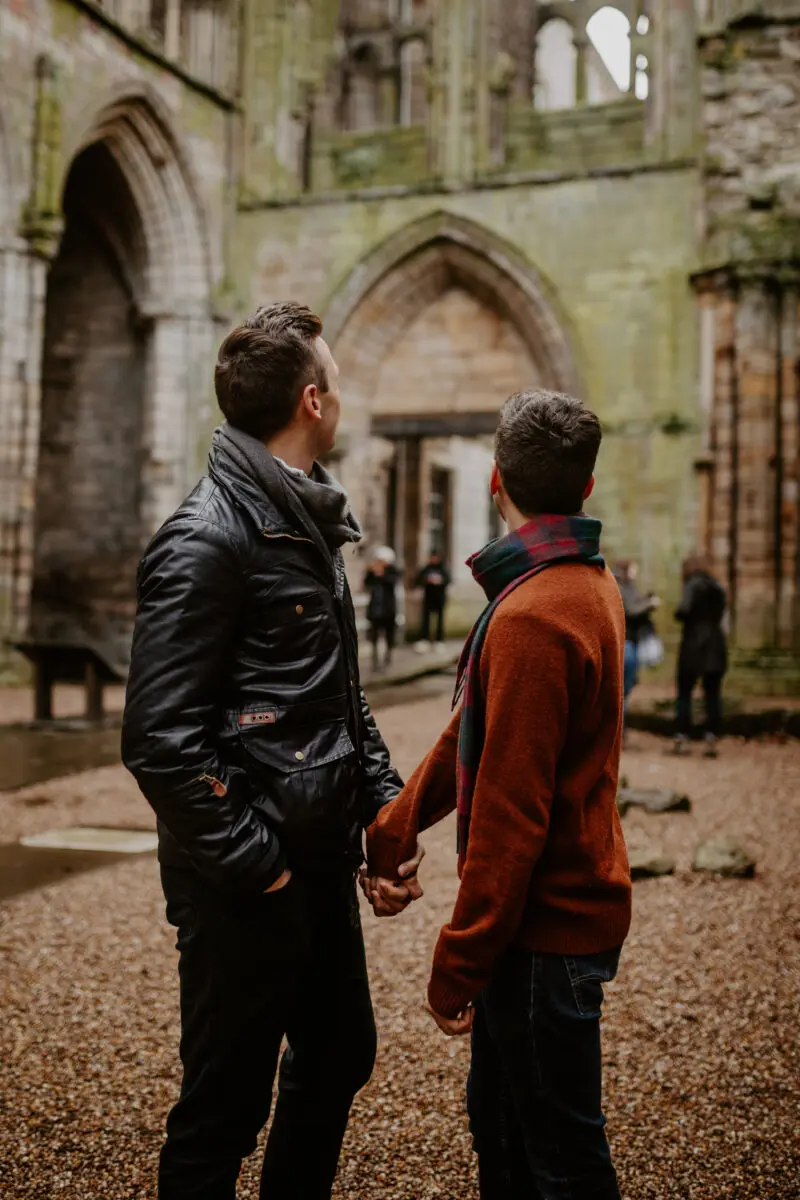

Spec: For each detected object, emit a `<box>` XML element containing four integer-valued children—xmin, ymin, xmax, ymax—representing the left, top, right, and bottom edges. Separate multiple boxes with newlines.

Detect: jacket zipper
<box><xmin>264</xmin><ymin>527</ymin><xmax>362</xmax><ymax>744</ymax></box>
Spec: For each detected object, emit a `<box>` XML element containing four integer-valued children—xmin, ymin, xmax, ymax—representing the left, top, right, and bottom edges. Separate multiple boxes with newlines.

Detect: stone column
<box><xmin>649</xmin><ymin>0</ymin><xmax>698</xmax><ymax>158</ymax></box>
<box><xmin>777</xmin><ymin>285</ymin><xmax>799</xmax><ymax>649</ymax></box>
<box><xmin>705</xmin><ymin>284</ymin><xmax>737</xmax><ymax>601</ymax></box>
<box><xmin>695</xmin><ymin>288</ymin><xmax>717</xmax><ymax>559</ymax></box>
<box><xmin>733</xmin><ymin>281</ymin><xmax>780</xmax><ymax>649</ymax></box>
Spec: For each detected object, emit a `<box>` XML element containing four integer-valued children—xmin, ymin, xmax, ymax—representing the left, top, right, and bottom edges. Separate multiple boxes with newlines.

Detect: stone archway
<box><xmin>323</xmin><ymin>212</ymin><xmax>582</xmax><ymax>631</ymax></box>
<box><xmin>29</xmin><ymin>94</ymin><xmax>214</xmax><ymax>666</ymax></box>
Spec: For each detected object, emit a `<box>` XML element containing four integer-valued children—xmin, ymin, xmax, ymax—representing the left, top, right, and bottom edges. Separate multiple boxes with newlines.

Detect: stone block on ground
<box><xmin>618</xmin><ymin>788</ymin><xmax>692</xmax><ymax>817</ymax></box>
<box><xmin>693</xmin><ymin>836</ymin><xmax>756</xmax><ymax>878</ymax></box>
<box><xmin>628</xmin><ymin>850</ymin><xmax>676</xmax><ymax>880</ymax></box>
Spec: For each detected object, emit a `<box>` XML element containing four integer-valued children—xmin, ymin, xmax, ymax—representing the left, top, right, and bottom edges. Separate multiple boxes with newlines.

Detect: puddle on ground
<box><xmin>0</xmin><ymin>672</ymin><xmax>457</xmax><ymax>899</ymax></box>
<box><xmin>21</xmin><ymin>826</ymin><xmax>158</xmax><ymax>853</ymax></box>
<box><xmin>0</xmin><ymin>673</ymin><xmax>456</xmax><ymax>794</ymax></box>
<box><xmin>0</xmin><ymin>841</ymin><xmax>154</xmax><ymax>902</ymax></box>
<box><xmin>0</xmin><ymin>720</ymin><xmax>123</xmax><ymax>793</ymax></box>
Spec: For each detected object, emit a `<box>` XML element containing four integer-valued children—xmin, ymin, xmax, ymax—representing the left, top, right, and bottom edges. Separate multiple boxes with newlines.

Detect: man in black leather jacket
<box><xmin>122</xmin><ymin>303</ymin><xmax>422</xmax><ymax>1200</ymax></box>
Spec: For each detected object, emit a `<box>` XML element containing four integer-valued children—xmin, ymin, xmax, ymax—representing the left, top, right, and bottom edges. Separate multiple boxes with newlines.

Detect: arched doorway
<box><xmin>29</xmin><ymin>95</ymin><xmax>213</xmax><ymax>668</ymax></box>
<box><xmin>325</xmin><ymin>212</ymin><xmax>581</xmax><ymax>632</ymax></box>
<box><xmin>31</xmin><ymin>144</ymin><xmax>148</xmax><ymax>662</ymax></box>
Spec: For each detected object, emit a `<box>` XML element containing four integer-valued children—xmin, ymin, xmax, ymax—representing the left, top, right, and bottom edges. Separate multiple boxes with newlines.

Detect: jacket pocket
<box><xmin>240</xmin><ymin>716</ymin><xmax>356</xmax><ymax>773</ymax></box>
<box><xmin>234</xmin><ymin>702</ymin><xmax>358</xmax><ymax>862</ymax></box>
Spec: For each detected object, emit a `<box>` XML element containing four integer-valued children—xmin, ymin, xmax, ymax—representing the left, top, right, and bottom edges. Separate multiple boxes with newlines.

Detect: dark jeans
<box><xmin>421</xmin><ymin>602</ymin><xmax>445</xmax><ymax>643</ymax></box>
<box><xmin>468</xmin><ymin>945</ymin><xmax>622</xmax><ymax>1200</ymax></box>
<box><xmin>159</xmin><ymin>866</ymin><xmax>376</xmax><ymax>1200</ymax></box>
<box><xmin>676</xmin><ymin>670</ymin><xmax>723</xmax><ymax>737</ymax></box>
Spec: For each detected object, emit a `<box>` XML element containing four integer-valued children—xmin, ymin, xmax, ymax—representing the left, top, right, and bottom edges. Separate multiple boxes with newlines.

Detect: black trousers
<box><xmin>420</xmin><ymin>601</ymin><xmax>445</xmax><ymax>643</ymax></box>
<box><xmin>369</xmin><ymin>620</ymin><xmax>396</xmax><ymax>665</ymax></box>
<box><xmin>159</xmin><ymin>866</ymin><xmax>376</xmax><ymax>1199</ymax></box>
<box><xmin>676</xmin><ymin>670</ymin><xmax>723</xmax><ymax>737</ymax></box>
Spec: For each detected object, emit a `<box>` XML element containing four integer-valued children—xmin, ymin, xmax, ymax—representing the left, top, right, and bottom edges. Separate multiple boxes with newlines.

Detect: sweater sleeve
<box><xmin>427</xmin><ymin>610</ymin><xmax>570</xmax><ymax>1019</ymax></box>
<box><xmin>365</xmin><ymin>706</ymin><xmax>461</xmax><ymax>880</ymax></box>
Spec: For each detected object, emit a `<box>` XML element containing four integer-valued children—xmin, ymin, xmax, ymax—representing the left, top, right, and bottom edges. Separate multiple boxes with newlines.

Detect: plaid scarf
<box><xmin>454</xmin><ymin>513</ymin><xmax>605</xmax><ymax>863</ymax></box>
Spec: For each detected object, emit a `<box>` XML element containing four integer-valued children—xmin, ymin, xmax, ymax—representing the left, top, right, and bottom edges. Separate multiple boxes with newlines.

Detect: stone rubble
<box><xmin>693</xmin><ymin>835</ymin><xmax>757</xmax><ymax>879</ymax></box>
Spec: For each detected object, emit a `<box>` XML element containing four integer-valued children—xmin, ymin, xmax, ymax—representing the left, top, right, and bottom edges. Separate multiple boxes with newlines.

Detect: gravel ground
<box><xmin>1</xmin><ymin>698</ymin><xmax>799</xmax><ymax>1199</ymax></box>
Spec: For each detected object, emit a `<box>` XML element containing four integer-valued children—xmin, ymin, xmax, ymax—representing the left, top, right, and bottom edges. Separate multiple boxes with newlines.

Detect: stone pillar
<box><xmin>778</xmin><ymin>286</ymin><xmax>799</xmax><ymax>649</ymax></box>
<box><xmin>705</xmin><ymin>285</ymin><xmax>737</xmax><ymax>614</ymax></box>
<box><xmin>0</xmin><ymin>242</ymin><xmax>49</xmax><ymax>651</ymax></box>
<box><xmin>402</xmin><ymin>436</ymin><xmax>422</xmax><ymax>588</ymax></box>
<box><xmin>733</xmin><ymin>282</ymin><xmax>780</xmax><ymax>649</ymax></box>
<box><xmin>140</xmin><ymin>316</ymin><xmax>193</xmax><ymax>534</ymax></box>
<box><xmin>649</xmin><ymin>0</ymin><xmax>698</xmax><ymax>158</ymax></box>
<box><xmin>695</xmin><ymin>289</ymin><xmax>717</xmax><ymax>559</ymax></box>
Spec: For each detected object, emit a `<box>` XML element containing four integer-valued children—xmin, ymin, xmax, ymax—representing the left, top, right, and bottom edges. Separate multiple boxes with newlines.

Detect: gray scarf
<box><xmin>215</xmin><ymin>422</ymin><xmax>362</xmax><ymax>564</ymax></box>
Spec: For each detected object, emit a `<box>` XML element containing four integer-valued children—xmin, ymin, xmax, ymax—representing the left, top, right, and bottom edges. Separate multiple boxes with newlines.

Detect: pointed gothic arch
<box><xmin>324</xmin><ymin>210</ymin><xmax>583</xmax><ymax>399</ymax></box>
<box><xmin>28</xmin><ymin>90</ymin><xmax>216</xmax><ymax>660</ymax></box>
<box><xmin>321</xmin><ymin>211</ymin><xmax>585</xmax><ymax>601</ymax></box>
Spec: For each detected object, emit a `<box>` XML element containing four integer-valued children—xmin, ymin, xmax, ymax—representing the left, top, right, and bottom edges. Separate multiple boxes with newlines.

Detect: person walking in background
<box><xmin>364</xmin><ymin>547</ymin><xmax>399</xmax><ymax>673</ymax></box>
<box><xmin>415</xmin><ymin>551</ymin><xmax>451</xmax><ymax>652</ymax></box>
<box><xmin>674</xmin><ymin>555</ymin><xmax>728</xmax><ymax>758</ymax></box>
<box><xmin>612</xmin><ymin>559</ymin><xmax>661</xmax><ymax>728</ymax></box>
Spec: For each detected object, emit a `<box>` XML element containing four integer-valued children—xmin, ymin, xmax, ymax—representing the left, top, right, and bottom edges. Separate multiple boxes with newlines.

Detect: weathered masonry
<box><xmin>0</xmin><ymin>1</ymin><xmax>798</xmax><ymax>689</ymax></box>
<box><xmin>693</xmin><ymin>2</ymin><xmax>800</xmax><ymax>691</ymax></box>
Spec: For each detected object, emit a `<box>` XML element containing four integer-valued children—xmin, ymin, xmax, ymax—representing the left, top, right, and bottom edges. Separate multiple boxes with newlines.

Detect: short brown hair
<box><xmin>214</xmin><ymin>303</ymin><xmax>328</xmax><ymax>440</ymax></box>
<box><xmin>495</xmin><ymin>390</ymin><xmax>602</xmax><ymax>516</ymax></box>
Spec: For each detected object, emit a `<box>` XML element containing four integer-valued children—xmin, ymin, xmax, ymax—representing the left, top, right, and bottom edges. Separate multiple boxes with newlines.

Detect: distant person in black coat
<box><xmin>674</xmin><ymin>555</ymin><xmax>728</xmax><ymax>757</ymax></box>
<box><xmin>364</xmin><ymin>547</ymin><xmax>399</xmax><ymax>672</ymax></box>
<box><xmin>415</xmin><ymin>552</ymin><xmax>451</xmax><ymax>651</ymax></box>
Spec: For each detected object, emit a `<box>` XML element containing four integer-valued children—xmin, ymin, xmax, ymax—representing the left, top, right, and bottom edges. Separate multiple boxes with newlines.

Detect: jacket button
<box><xmin>295</xmin><ymin>751</ymin><xmax>305</xmax><ymax>761</ymax></box>
<box><xmin>296</xmin><ymin>604</ymin><xmax>304</xmax><ymax>615</ymax></box>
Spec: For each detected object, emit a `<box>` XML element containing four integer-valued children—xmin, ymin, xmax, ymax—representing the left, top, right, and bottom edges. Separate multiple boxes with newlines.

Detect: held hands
<box><xmin>424</xmin><ymin>1002</ymin><xmax>474</xmax><ymax>1037</ymax></box>
<box><xmin>359</xmin><ymin>842</ymin><xmax>426</xmax><ymax>917</ymax></box>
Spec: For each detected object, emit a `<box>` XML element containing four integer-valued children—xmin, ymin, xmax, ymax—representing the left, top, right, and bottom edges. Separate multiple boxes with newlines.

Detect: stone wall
<box><xmin>233</xmin><ymin>166</ymin><xmax>701</xmax><ymax>612</ymax></box>
<box><xmin>696</xmin><ymin>10</ymin><xmax>800</xmax><ymax>682</ymax></box>
<box><xmin>0</xmin><ymin>0</ymin><xmax>230</xmax><ymax>667</ymax></box>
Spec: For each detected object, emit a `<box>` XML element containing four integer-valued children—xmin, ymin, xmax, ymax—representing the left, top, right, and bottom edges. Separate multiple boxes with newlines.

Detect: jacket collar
<box><xmin>207</xmin><ymin>438</ymin><xmax>306</xmax><ymax>540</ymax></box>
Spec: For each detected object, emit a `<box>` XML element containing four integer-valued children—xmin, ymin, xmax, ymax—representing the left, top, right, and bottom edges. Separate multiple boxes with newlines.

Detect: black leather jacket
<box><xmin>121</xmin><ymin>440</ymin><xmax>403</xmax><ymax>893</ymax></box>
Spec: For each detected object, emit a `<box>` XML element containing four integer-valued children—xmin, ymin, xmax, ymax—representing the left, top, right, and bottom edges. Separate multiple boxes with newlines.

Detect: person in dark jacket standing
<box><xmin>122</xmin><ymin>303</ymin><xmax>423</xmax><ymax>1200</ymax></box>
<box><xmin>415</xmin><ymin>552</ymin><xmax>451</xmax><ymax>651</ymax></box>
<box><xmin>364</xmin><ymin>547</ymin><xmax>399</xmax><ymax>672</ymax></box>
<box><xmin>674</xmin><ymin>555</ymin><xmax>728</xmax><ymax>757</ymax></box>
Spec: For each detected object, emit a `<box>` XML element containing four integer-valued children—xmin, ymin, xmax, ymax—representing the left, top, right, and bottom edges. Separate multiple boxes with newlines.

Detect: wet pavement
<box><xmin>0</xmin><ymin>720</ymin><xmax>123</xmax><ymax>793</ymax></box>
<box><xmin>0</xmin><ymin>667</ymin><xmax>457</xmax><ymax>902</ymax></box>
<box><xmin>0</xmin><ymin>662</ymin><xmax>457</xmax><ymax>795</ymax></box>
<box><xmin>0</xmin><ymin>840</ymin><xmax>147</xmax><ymax>903</ymax></box>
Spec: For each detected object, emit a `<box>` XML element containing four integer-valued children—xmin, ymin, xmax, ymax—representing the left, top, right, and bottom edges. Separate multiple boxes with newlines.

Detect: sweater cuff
<box><xmin>365</xmin><ymin>823</ymin><xmax>404</xmax><ymax>880</ymax></box>
<box><xmin>427</xmin><ymin>967</ymin><xmax>476</xmax><ymax>1022</ymax></box>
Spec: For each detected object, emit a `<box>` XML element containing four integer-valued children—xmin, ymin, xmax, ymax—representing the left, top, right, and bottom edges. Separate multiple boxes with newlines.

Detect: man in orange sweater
<box><xmin>363</xmin><ymin>390</ymin><xmax>631</xmax><ymax>1199</ymax></box>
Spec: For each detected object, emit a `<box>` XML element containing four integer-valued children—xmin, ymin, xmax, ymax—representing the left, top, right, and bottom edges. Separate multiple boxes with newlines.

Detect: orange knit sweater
<box><xmin>366</xmin><ymin>563</ymin><xmax>632</xmax><ymax>1019</ymax></box>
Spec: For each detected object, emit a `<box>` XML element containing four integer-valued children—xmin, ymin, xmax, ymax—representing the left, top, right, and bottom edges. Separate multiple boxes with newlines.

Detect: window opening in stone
<box><xmin>534</xmin><ymin>6</ymin><xmax>635</xmax><ymax>110</ymax></box>
<box><xmin>399</xmin><ymin>36</ymin><xmax>427</xmax><ymax>126</ymax></box>
<box><xmin>533</xmin><ymin>19</ymin><xmax>578</xmax><ymax>111</ymax></box>
<box><xmin>585</xmin><ymin>7</ymin><xmax>631</xmax><ymax>93</ymax></box>
<box><xmin>149</xmin><ymin>0</ymin><xmax>167</xmax><ymax>43</ymax></box>
<box><xmin>342</xmin><ymin>41</ymin><xmax>386</xmax><ymax>131</ymax></box>
<box><xmin>180</xmin><ymin>0</ymin><xmax>232</xmax><ymax>91</ymax></box>
<box><xmin>635</xmin><ymin>53</ymin><xmax>650</xmax><ymax>100</ymax></box>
